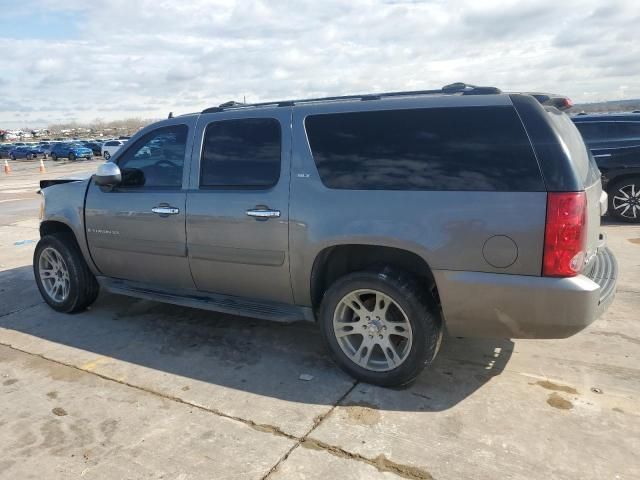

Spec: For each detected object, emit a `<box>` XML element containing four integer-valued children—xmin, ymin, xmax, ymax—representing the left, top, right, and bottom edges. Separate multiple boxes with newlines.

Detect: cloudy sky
<box><xmin>1</xmin><ymin>0</ymin><xmax>638</xmax><ymax>128</ymax></box>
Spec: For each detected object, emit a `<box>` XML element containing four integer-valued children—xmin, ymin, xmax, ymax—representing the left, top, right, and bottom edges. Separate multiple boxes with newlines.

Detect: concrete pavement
<box><xmin>1</xmin><ymin>161</ymin><xmax>639</xmax><ymax>479</ymax></box>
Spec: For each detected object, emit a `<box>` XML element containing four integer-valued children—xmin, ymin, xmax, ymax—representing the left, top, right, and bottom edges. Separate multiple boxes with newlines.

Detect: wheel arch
<box><xmin>40</xmin><ymin>220</ymin><xmax>80</xmax><ymax>246</ymax></box>
<box><xmin>607</xmin><ymin>171</ymin><xmax>640</xmax><ymax>188</ymax></box>
<box><xmin>310</xmin><ymin>243</ymin><xmax>440</xmax><ymax>313</ymax></box>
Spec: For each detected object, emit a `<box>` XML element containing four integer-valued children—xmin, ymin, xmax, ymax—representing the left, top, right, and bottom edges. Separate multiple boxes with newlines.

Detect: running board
<box><xmin>98</xmin><ymin>277</ymin><xmax>315</xmax><ymax>323</ymax></box>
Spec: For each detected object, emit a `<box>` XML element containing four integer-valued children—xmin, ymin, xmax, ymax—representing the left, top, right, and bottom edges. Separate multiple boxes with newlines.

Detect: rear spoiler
<box><xmin>39</xmin><ymin>178</ymin><xmax>83</xmax><ymax>190</ymax></box>
<box><xmin>527</xmin><ymin>93</ymin><xmax>573</xmax><ymax>111</ymax></box>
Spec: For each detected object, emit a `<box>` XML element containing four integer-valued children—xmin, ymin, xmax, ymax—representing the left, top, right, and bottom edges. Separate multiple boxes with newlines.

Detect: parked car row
<box><xmin>0</xmin><ymin>138</ymin><xmax>128</xmax><ymax>161</ymax></box>
<box><xmin>572</xmin><ymin>112</ymin><xmax>640</xmax><ymax>223</ymax></box>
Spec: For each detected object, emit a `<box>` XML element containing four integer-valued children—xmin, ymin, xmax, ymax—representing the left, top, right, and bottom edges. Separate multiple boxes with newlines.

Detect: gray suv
<box><xmin>34</xmin><ymin>83</ymin><xmax>618</xmax><ymax>386</ymax></box>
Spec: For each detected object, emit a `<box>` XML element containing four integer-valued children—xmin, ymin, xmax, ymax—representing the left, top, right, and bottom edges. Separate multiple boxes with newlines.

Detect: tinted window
<box><xmin>116</xmin><ymin>125</ymin><xmax>187</xmax><ymax>188</ymax></box>
<box><xmin>200</xmin><ymin>118</ymin><xmax>281</xmax><ymax>188</ymax></box>
<box><xmin>305</xmin><ymin>106</ymin><xmax>543</xmax><ymax>191</ymax></box>
<box><xmin>105</xmin><ymin>141</ymin><xmax>119</xmax><ymax>146</ymax></box>
<box><xmin>574</xmin><ymin>122</ymin><xmax>610</xmax><ymax>142</ymax></box>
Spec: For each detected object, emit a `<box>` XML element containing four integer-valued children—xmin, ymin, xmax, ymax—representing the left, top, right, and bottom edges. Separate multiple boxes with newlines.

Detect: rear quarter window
<box><xmin>304</xmin><ymin>106</ymin><xmax>544</xmax><ymax>191</ymax></box>
<box><xmin>547</xmin><ymin>110</ymin><xmax>600</xmax><ymax>187</ymax></box>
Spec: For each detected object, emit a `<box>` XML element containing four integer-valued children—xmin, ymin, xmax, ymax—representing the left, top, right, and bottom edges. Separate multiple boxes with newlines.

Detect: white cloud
<box><xmin>1</xmin><ymin>0</ymin><xmax>639</xmax><ymax>127</ymax></box>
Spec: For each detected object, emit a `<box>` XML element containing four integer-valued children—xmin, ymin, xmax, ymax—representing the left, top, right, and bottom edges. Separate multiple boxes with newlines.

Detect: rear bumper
<box><xmin>434</xmin><ymin>247</ymin><xmax>618</xmax><ymax>339</ymax></box>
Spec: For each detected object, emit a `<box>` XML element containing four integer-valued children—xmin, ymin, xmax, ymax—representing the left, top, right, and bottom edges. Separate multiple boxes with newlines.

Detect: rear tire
<box><xmin>69</xmin><ymin>152</ymin><xmax>76</xmax><ymax>161</ymax></box>
<box><xmin>608</xmin><ymin>176</ymin><xmax>640</xmax><ymax>223</ymax></box>
<box><xmin>51</xmin><ymin>153</ymin><xmax>58</xmax><ymax>161</ymax></box>
<box><xmin>33</xmin><ymin>233</ymin><xmax>100</xmax><ymax>313</ymax></box>
<box><xmin>319</xmin><ymin>268</ymin><xmax>442</xmax><ymax>387</ymax></box>
<box><xmin>10</xmin><ymin>154</ymin><xmax>15</xmax><ymax>160</ymax></box>
<box><xmin>103</xmin><ymin>151</ymin><xmax>111</xmax><ymax>160</ymax></box>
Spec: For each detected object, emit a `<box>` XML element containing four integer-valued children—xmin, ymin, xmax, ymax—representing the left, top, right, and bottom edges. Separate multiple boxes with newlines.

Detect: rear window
<box><xmin>305</xmin><ymin>106</ymin><xmax>543</xmax><ymax>191</ymax></box>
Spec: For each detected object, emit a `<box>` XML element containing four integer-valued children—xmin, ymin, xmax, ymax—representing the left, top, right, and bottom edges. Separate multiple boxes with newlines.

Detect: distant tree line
<box><xmin>46</xmin><ymin>118</ymin><xmax>157</xmax><ymax>135</ymax></box>
<box><xmin>570</xmin><ymin>99</ymin><xmax>640</xmax><ymax>114</ymax></box>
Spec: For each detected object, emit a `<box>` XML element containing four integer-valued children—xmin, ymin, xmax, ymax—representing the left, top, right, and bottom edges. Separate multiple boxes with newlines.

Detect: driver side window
<box><xmin>117</xmin><ymin>125</ymin><xmax>188</xmax><ymax>188</ymax></box>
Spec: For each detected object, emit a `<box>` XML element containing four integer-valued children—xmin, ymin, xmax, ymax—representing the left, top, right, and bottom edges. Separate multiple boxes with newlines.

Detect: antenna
<box><xmin>168</xmin><ymin>112</ymin><xmax>174</xmax><ymax>119</ymax></box>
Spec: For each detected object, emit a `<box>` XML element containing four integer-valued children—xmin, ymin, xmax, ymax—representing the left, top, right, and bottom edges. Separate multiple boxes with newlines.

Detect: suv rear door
<box><xmin>186</xmin><ymin>108</ymin><xmax>293</xmax><ymax>303</ymax></box>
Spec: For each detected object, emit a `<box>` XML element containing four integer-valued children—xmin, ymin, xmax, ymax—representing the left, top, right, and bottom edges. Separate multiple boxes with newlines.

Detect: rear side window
<box><xmin>200</xmin><ymin>118</ymin><xmax>281</xmax><ymax>188</ymax></box>
<box><xmin>305</xmin><ymin>106</ymin><xmax>543</xmax><ymax>191</ymax></box>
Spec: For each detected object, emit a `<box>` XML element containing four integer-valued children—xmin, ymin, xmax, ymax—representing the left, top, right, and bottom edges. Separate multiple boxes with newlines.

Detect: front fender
<box><xmin>40</xmin><ymin>178</ymin><xmax>98</xmax><ymax>275</ymax></box>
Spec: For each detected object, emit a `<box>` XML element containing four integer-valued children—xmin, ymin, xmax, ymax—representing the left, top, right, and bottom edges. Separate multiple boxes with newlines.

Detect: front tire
<box><xmin>608</xmin><ymin>176</ymin><xmax>640</xmax><ymax>223</ymax></box>
<box><xmin>51</xmin><ymin>153</ymin><xmax>58</xmax><ymax>161</ymax></box>
<box><xmin>33</xmin><ymin>233</ymin><xmax>99</xmax><ymax>313</ymax></box>
<box><xmin>319</xmin><ymin>268</ymin><xmax>442</xmax><ymax>387</ymax></box>
<box><xmin>103</xmin><ymin>151</ymin><xmax>111</xmax><ymax>160</ymax></box>
<box><xmin>69</xmin><ymin>152</ymin><xmax>76</xmax><ymax>161</ymax></box>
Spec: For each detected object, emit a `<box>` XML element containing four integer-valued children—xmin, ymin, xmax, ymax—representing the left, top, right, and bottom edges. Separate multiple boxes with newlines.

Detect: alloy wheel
<box><xmin>38</xmin><ymin>247</ymin><xmax>70</xmax><ymax>303</ymax></box>
<box><xmin>332</xmin><ymin>289</ymin><xmax>413</xmax><ymax>372</ymax></box>
<box><xmin>612</xmin><ymin>183</ymin><xmax>640</xmax><ymax>220</ymax></box>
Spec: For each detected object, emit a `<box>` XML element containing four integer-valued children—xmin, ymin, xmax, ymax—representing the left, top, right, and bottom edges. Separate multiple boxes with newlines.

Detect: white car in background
<box><xmin>101</xmin><ymin>140</ymin><xmax>126</xmax><ymax>160</ymax></box>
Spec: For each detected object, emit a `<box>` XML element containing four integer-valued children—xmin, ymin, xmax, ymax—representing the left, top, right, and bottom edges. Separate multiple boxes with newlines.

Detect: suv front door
<box><xmin>186</xmin><ymin>109</ymin><xmax>293</xmax><ymax>303</ymax></box>
<box><xmin>85</xmin><ymin>119</ymin><xmax>196</xmax><ymax>289</ymax></box>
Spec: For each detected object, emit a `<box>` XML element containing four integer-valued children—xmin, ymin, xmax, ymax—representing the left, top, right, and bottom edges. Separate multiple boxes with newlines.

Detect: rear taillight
<box><xmin>543</xmin><ymin>192</ymin><xmax>587</xmax><ymax>277</ymax></box>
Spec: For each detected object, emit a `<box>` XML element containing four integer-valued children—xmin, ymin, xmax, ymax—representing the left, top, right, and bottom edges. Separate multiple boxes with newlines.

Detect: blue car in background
<box><xmin>9</xmin><ymin>145</ymin><xmax>40</xmax><ymax>160</ymax></box>
<box><xmin>50</xmin><ymin>142</ymin><xmax>93</xmax><ymax>161</ymax></box>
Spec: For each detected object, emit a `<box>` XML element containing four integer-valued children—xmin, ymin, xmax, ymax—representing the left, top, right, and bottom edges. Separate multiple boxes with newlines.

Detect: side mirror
<box><xmin>94</xmin><ymin>162</ymin><xmax>122</xmax><ymax>187</ymax></box>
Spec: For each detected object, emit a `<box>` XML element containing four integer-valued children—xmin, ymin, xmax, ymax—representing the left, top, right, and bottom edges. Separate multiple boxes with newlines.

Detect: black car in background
<box><xmin>81</xmin><ymin>141</ymin><xmax>103</xmax><ymax>156</ymax></box>
<box><xmin>572</xmin><ymin>113</ymin><xmax>640</xmax><ymax>222</ymax></box>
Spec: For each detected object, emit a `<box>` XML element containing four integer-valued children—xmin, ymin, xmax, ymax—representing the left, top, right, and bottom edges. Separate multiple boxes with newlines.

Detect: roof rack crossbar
<box><xmin>200</xmin><ymin>82</ymin><xmax>502</xmax><ymax>114</ymax></box>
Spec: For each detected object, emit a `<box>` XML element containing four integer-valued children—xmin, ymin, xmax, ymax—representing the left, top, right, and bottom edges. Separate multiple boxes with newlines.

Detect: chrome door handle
<box><xmin>152</xmin><ymin>206</ymin><xmax>180</xmax><ymax>215</ymax></box>
<box><xmin>246</xmin><ymin>208</ymin><xmax>281</xmax><ymax>219</ymax></box>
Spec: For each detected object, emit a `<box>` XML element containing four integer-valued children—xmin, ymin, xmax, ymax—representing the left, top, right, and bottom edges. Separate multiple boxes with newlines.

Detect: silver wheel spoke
<box><xmin>40</xmin><ymin>269</ymin><xmax>55</xmax><ymax>278</ymax></box>
<box><xmin>344</xmin><ymin>292</ymin><xmax>368</xmax><ymax>313</ymax></box>
<box><xmin>355</xmin><ymin>337</ymin><xmax>375</xmax><ymax>367</ymax></box>
<box><xmin>381</xmin><ymin>341</ymin><xmax>400</xmax><ymax>369</ymax></box>
<box><xmin>335</xmin><ymin>325</ymin><xmax>361</xmax><ymax>338</ymax></box>
<box><xmin>390</xmin><ymin>325</ymin><xmax>411</xmax><ymax>338</ymax></box>
<box><xmin>375</xmin><ymin>292</ymin><xmax>391</xmax><ymax>319</ymax></box>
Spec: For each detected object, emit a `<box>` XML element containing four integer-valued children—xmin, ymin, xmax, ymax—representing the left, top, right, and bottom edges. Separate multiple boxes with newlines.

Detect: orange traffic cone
<box><xmin>39</xmin><ymin>158</ymin><xmax>46</xmax><ymax>173</ymax></box>
<box><xmin>3</xmin><ymin>160</ymin><xmax>11</xmax><ymax>175</ymax></box>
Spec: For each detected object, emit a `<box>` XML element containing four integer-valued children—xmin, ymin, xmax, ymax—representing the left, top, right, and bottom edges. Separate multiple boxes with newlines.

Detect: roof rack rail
<box><xmin>201</xmin><ymin>82</ymin><xmax>502</xmax><ymax>114</ymax></box>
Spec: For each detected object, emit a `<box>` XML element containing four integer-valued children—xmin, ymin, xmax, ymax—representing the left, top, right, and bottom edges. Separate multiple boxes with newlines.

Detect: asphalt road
<box><xmin>1</xmin><ymin>159</ymin><xmax>639</xmax><ymax>479</ymax></box>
